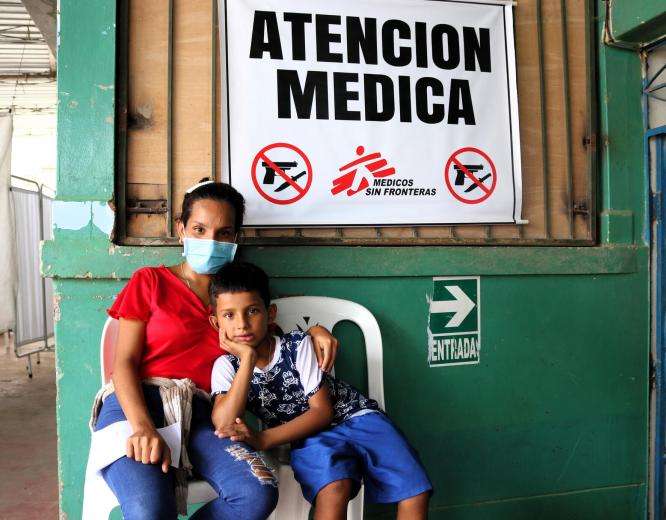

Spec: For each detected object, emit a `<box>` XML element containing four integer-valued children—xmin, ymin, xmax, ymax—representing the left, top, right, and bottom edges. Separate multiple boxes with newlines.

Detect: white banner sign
<box><xmin>220</xmin><ymin>0</ymin><xmax>522</xmax><ymax>227</ymax></box>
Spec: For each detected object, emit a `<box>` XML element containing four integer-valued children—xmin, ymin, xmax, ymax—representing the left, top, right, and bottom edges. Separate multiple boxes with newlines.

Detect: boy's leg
<box><xmin>290</xmin><ymin>428</ymin><xmax>362</xmax><ymax>505</ymax></box>
<box><xmin>397</xmin><ymin>491</ymin><xmax>430</xmax><ymax>520</ymax></box>
<box><xmin>187</xmin><ymin>402</ymin><xmax>278</xmax><ymax>520</ymax></box>
<box><xmin>345</xmin><ymin>412</ymin><xmax>433</xmax><ymax>505</ymax></box>
<box><xmin>314</xmin><ymin>479</ymin><xmax>354</xmax><ymax>520</ymax></box>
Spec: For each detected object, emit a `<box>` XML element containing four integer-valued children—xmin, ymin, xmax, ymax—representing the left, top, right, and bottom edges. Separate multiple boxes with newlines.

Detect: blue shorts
<box><xmin>289</xmin><ymin>412</ymin><xmax>433</xmax><ymax>504</ymax></box>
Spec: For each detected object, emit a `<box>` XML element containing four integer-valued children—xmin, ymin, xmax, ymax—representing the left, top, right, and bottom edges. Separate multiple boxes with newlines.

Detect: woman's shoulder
<box><xmin>133</xmin><ymin>264</ymin><xmax>167</xmax><ymax>275</ymax></box>
<box><xmin>108</xmin><ymin>266</ymin><xmax>167</xmax><ymax>320</ymax></box>
<box><xmin>118</xmin><ymin>266</ymin><xmax>173</xmax><ymax>296</ymax></box>
<box><xmin>129</xmin><ymin>265</ymin><xmax>169</xmax><ymax>283</ymax></box>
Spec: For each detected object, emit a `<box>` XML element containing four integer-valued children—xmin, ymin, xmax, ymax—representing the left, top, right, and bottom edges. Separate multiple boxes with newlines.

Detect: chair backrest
<box><xmin>99</xmin><ymin>297</ymin><xmax>386</xmax><ymax>408</ymax></box>
<box><xmin>100</xmin><ymin>317</ymin><xmax>119</xmax><ymax>384</ymax></box>
<box><xmin>272</xmin><ymin>296</ymin><xmax>385</xmax><ymax>409</ymax></box>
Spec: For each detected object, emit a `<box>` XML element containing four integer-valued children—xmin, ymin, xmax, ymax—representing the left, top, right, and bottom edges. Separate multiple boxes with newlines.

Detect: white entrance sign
<box><xmin>428</xmin><ymin>276</ymin><xmax>480</xmax><ymax>367</ymax></box>
<box><xmin>219</xmin><ymin>0</ymin><xmax>522</xmax><ymax>227</ymax></box>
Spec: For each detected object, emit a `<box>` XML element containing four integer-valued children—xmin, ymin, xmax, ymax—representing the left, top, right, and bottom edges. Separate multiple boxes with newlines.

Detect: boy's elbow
<box><xmin>212</xmin><ymin>406</ymin><xmax>236</xmax><ymax>431</ymax></box>
<box><xmin>321</xmin><ymin>405</ymin><xmax>334</xmax><ymax>425</ymax></box>
<box><xmin>211</xmin><ymin>409</ymin><xmax>227</xmax><ymax>430</ymax></box>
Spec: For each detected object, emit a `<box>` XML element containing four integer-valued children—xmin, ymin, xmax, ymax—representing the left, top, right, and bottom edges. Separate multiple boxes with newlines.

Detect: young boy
<box><xmin>209</xmin><ymin>262</ymin><xmax>432</xmax><ymax>519</ymax></box>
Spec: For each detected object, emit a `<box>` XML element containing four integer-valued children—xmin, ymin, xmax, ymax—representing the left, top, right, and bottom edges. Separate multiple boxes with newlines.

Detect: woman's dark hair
<box><xmin>180</xmin><ymin>178</ymin><xmax>245</xmax><ymax>231</ymax></box>
<box><xmin>209</xmin><ymin>261</ymin><xmax>271</xmax><ymax>310</ymax></box>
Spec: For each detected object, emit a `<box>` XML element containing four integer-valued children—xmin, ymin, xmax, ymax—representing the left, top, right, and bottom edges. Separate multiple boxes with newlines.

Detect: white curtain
<box><xmin>0</xmin><ymin>114</ymin><xmax>18</xmax><ymax>332</ymax></box>
<box><xmin>0</xmin><ymin>113</ymin><xmax>16</xmax><ymax>332</ymax></box>
<box><xmin>12</xmin><ymin>188</ymin><xmax>54</xmax><ymax>345</ymax></box>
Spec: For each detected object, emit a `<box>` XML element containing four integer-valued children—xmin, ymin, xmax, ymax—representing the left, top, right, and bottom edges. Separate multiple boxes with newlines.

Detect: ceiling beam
<box><xmin>19</xmin><ymin>0</ymin><xmax>55</xmax><ymax>56</ymax></box>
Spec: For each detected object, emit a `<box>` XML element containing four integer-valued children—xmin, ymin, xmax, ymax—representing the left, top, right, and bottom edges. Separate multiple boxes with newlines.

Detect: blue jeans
<box><xmin>95</xmin><ymin>386</ymin><xmax>278</xmax><ymax>519</ymax></box>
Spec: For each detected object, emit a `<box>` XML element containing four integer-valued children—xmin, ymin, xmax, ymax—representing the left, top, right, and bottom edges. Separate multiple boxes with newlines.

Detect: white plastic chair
<box><xmin>268</xmin><ymin>296</ymin><xmax>385</xmax><ymax>520</ymax></box>
<box><xmin>93</xmin><ymin>295</ymin><xmax>384</xmax><ymax>519</ymax></box>
<box><xmin>95</xmin><ymin>317</ymin><xmax>218</xmax><ymax>518</ymax></box>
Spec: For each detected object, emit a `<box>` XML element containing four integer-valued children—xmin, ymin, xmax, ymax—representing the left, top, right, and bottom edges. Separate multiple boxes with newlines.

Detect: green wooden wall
<box><xmin>46</xmin><ymin>1</ymin><xmax>656</xmax><ymax>518</ymax></box>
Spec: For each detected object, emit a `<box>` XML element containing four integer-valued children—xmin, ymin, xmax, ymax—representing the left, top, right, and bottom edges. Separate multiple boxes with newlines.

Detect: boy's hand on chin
<box><xmin>215</xmin><ymin>418</ymin><xmax>265</xmax><ymax>450</ymax></box>
<box><xmin>219</xmin><ymin>331</ymin><xmax>257</xmax><ymax>360</ymax></box>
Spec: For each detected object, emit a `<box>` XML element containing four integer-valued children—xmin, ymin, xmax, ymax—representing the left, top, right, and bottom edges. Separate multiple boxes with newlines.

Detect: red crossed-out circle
<box><xmin>444</xmin><ymin>147</ymin><xmax>497</xmax><ymax>204</ymax></box>
<box><xmin>251</xmin><ymin>142</ymin><xmax>313</xmax><ymax>205</ymax></box>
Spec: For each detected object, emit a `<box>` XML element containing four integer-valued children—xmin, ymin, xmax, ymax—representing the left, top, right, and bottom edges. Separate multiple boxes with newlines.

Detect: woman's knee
<box><xmin>231</xmin><ymin>462</ymin><xmax>278</xmax><ymax>519</ymax></box>
<box><xmin>102</xmin><ymin>456</ymin><xmax>177</xmax><ymax>519</ymax></box>
<box><xmin>211</xmin><ymin>477</ymin><xmax>277</xmax><ymax>520</ymax></box>
<box><xmin>190</xmin><ymin>436</ymin><xmax>278</xmax><ymax>518</ymax></box>
<box><xmin>221</xmin><ymin>447</ymin><xmax>278</xmax><ymax>517</ymax></box>
<box><xmin>247</xmin><ymin>481</ymin><xmax>279</xmax><ymax>520</ymax></box>
<box><xmin>120</xmin><ymin>497</ymin><xmax>178</xmax><ymax>520</ymax></box>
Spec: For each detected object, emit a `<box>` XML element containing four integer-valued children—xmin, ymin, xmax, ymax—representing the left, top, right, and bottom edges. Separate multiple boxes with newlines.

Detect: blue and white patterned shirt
<box><xmin>211</xmin><ymin>330</ymin><xmax>380</xmax><ymax>428</ymax></box>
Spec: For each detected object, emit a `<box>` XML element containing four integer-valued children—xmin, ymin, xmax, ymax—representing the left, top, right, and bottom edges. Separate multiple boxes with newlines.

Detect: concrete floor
<box><xmin>0</xmin><ymin>333</ymin><xmax>58</xmax><ymax>519</ymax></box>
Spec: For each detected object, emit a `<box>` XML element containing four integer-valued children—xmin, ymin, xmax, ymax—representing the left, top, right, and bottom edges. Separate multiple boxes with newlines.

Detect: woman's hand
<box><xmin>215</xmin><ymin>418</ymin><xmax>265</xmax><ymax>450</ymax></box>
<box><xmin>126</xmin><ymin>426</ymin><xmax>171</xmax><ymax>473</ymax></box>
<box><xmin>308</xmin><ymin>325</ymin><xmax>339</xmax><ymax>372</ymax></box>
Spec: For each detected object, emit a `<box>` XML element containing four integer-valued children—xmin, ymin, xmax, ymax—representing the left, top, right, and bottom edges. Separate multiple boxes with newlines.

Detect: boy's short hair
<box><xmin>209</xmin><ymin>261</ymin><xmax>271</xmax><ymax>310</ymax></box>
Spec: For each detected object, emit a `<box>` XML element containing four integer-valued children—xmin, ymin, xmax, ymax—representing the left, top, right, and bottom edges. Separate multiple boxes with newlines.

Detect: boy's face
<box><xmin>211</xmin><ymin>290</ymin><xmax>276</xmax><ymax>348</ymax></box>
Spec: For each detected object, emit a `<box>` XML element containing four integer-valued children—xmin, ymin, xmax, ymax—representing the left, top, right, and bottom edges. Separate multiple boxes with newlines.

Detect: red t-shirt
<box><xmin>108</xmin><ymin>266</ymin><xmax>223</xmax><ymax>392</ymax></box>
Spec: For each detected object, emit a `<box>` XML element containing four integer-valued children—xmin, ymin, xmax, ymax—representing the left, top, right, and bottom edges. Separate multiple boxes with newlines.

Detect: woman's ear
<box><xmin>209</xmin><ymin>315</ymin><xmax>219</xmax><ymax>331</ymax></box>
<box><xmin>176</xmin><ymin>219</ymin><xmax>185</xmax><ymax>245</ymax></box>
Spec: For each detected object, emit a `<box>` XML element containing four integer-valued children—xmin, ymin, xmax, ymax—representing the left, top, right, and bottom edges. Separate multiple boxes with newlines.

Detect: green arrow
<box><xmin>429</xmin><ymin>285</ymin><xmax>475</xmax><ymax>327</ymax></box>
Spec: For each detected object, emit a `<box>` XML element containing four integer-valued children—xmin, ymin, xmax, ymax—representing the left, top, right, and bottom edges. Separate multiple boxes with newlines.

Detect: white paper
<box><xmin>82</xmin><ymin>421</ymin><xmax>183</xmax><ymax>519</ymax></box>
<box><xmin>87</xmin><ymin>420</ymin><xmax>182</xmax><ymax>471</ymax></box>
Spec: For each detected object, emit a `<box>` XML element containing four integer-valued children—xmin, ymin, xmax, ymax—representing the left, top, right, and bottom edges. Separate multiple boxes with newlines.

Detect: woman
<box><xmin>91</xmin><ymin>180</ymin><xmax>340</xmax><ymax>519</ymax></box>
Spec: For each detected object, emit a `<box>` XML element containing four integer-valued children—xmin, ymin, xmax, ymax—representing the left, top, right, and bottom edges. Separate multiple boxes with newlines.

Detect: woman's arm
<box><xmin>307</xmin><ymin>325</ymin><xmax>339</xmax><ymax>372</ymax></box>
<box><xmin>216</xmin><ymin>386</ymin><xmax>334</xmax><ymax>450</ymax></box>
<box><xmin>112</xmin><ymin>318</ymin><xmax>171</xmax><ymax>473</ymax></box>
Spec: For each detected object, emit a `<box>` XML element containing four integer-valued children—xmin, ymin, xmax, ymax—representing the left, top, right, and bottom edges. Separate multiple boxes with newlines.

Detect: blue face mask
<box><xmin>182</xmin><ymin>238</ymin><xmax>237</xmax><ymax>274</ymax></box>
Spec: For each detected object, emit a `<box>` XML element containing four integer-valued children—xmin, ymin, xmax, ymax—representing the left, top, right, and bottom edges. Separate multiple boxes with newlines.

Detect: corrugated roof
<box><xmin>0</xmin><ymin>76</ymin><xmax>55</xmax><ymax>112</ymax></box>
<box><xmin>0</xmin><ymin>0</ymin><xmax>55</xmax><ymax>113</ymax></box>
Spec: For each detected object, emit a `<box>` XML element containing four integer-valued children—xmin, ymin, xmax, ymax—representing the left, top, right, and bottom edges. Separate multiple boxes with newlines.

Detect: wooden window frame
<box><xmin>114</xmin><ymin>0</ymin><xmax>598</xmax><ymax>247</ymax></box>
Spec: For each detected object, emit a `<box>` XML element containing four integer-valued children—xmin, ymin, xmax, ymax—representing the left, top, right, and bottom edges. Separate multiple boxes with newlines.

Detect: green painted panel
<box><xmin>57</xmin><ymin>0</ymin><xmax>116</xmax><ymax>201</ymax></box>
<box><xmin>270</xmin><ymin>270</ymin><xmax>648</xmax><ymax>512</ymax></box>
<box><xmin>368</xmin><ymin>484</ymin><xmax>645</xmax><ymax>519</ymax></box>
<box><xmin>53</xmin><ymin>279</ymin><xmax>124</xmax><ymax>518</ymax></box>
<box><xmin>609</xmin><ymin>0</ymin><xmax>666</xmax><ymax>46</ymax></box>
<box><xmin>597</xmin><ymin>9</ymin><xmax>646</xmax><ymax>245</ymax></box>
<box><xmin>42</xmin><ymin>233</ymin><xmax>640</xmax><ymax>279</ymax></box>
<box><xmin>54</xmin><ymin>264</ymin><xmax>649</xmax><ymax>519</ymax></box>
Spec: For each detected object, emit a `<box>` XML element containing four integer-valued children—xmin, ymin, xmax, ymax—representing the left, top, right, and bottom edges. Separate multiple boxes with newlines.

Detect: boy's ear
<box><xmin>209</xmin><ymin>315</ymin><xmax>219</xmax><ymax>331</ymax></box>
<box><xmin>267</xmin><ymin>303</ymin><xmax>277</xmax><ymax>324</ymax></box>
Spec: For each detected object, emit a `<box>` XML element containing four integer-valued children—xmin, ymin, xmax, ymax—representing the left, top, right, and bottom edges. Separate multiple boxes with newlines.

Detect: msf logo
<box><xmin>331</xmin><ymin>146</ymin><xmax>396</xmax><ymax>197</ymax></box>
